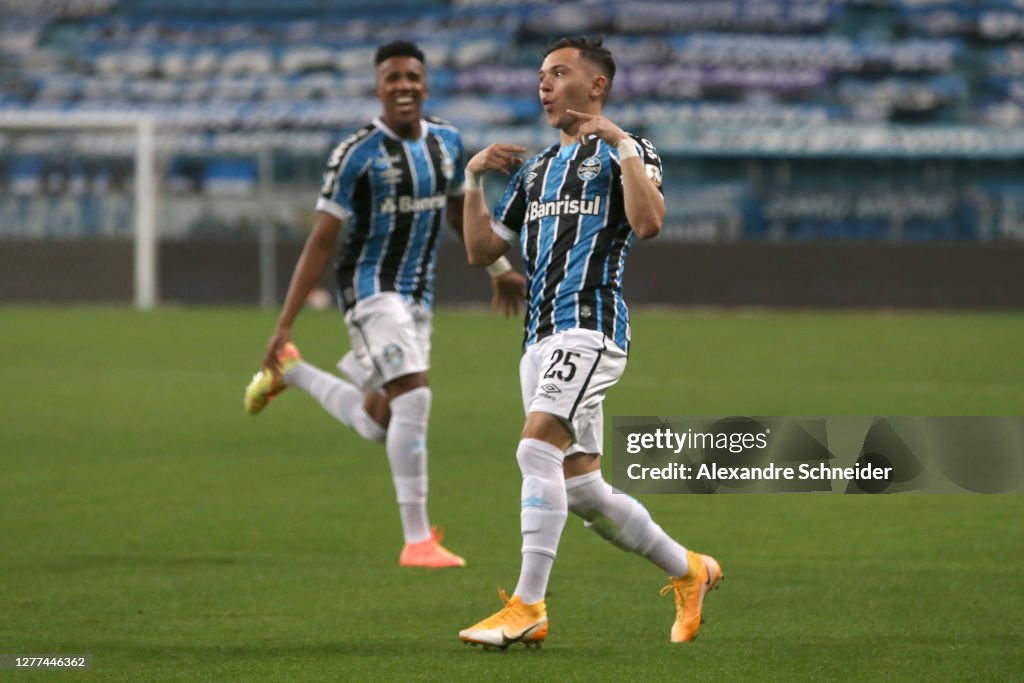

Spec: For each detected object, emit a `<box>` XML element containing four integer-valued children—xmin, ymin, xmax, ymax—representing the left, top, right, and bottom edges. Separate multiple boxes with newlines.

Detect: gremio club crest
<box><xmin>577</xmin><ymin>155</ymin><xmax>602</xmax><ymax>181</ymax></box>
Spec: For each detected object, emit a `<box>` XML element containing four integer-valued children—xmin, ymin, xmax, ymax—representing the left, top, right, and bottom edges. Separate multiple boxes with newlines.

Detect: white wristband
<box><xmin>486</xmin><ymin>256</ymin><xmax>513</xmax><ymax>277</ymax></box>
<box><xmin>465</xmin><ymin>170</ymin><xmax>482</xmax><ymax>191</ymax></box>
<box><xmin>616</xmin><ymin>137</ymin><xmax>639</xmax><ymax>161</ymax></box>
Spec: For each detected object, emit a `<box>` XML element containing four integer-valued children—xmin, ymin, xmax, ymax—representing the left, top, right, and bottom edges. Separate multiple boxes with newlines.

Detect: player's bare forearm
<box><xmin>262</xmin><ymin>213</ymin><xmax>339</xmax><ymax>370</ymax></box>
<box><xmin>463</xmin><ymin>187</ymin><xmax>510</xmax><ymax>266</ymax></box>
<box><xmin>463</xmin><ymin>143</ymin><xmax>524</xmax><ymax>266</ymax></box>
<box><xmin>620</xmin><ymin>158</ymin><xmax>664</xmax><ymax>239</ymax></box>
<box><xmin>260</xmin><ymin>213</ymin><xmax>337</xmax><ymax>370</ymax></box>
<box><xmin>450</xmin><ymin>188</ymin><xmax>522</xmax><ymax>314</ymax></box>
<box><xmin>274</xmin><ymin>211</ymin><xmax>341</xmax><ymax>333</ymax></box>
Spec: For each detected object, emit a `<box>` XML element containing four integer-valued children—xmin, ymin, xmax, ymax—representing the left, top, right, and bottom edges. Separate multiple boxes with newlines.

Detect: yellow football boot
<box><xmin>460</xmin><ymin>589</ymin><xmax>547</xmax><ymax>650</ymax></box>
<box><xmin>660</xmin><ymin>550</ymin><xmax>723</xmax><ymax>642</ymax></box>
<box><xmin>243</xmin><ymin>343</ymin><xmax>301</xmax><ymax>415</ymax></box>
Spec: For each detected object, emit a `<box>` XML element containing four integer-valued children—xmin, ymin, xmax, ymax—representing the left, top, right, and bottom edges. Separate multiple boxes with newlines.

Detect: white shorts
<box><xmin>520</xmin><ymin>328</ymin><xmax>627</xmax><ymax>456</ymax></box>
<box><xmin>339</xmin><ymin>292</ymin><xmax>432</xmax><ymax>391</ymax></box>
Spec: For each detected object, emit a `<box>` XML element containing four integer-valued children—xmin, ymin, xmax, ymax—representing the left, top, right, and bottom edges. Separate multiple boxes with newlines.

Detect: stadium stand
<box><xmin>3</xmin><ymin>0</ymin><xmax>1024</xmax><ymax>243</ymax></box>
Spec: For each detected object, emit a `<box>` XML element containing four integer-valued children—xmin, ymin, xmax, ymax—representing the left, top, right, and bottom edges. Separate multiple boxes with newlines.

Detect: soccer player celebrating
<box><xmin>244</xmin><ymin>41</ymin><xmax>525</xmax><ymax>569</ymax></box>
<box><xmin>458</xmin><ymin>36</ymin><xmax>722</xmax><ymax>646</ymax></box>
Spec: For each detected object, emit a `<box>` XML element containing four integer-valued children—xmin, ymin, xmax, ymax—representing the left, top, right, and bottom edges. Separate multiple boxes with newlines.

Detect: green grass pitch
<box><xmin>2</xmin><ymin>306</ymin><xmax>1022</xmax><ymax>681</ymax></box>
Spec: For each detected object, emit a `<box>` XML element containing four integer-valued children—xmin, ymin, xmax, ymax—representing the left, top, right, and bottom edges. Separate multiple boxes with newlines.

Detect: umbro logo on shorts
<box><xmin>541</xmin><ymin>383</ymin><xmax>561</xmax><ymax>394</ymax></box>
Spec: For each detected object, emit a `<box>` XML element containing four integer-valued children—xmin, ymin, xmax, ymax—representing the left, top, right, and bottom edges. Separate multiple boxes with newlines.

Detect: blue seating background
<box><xmin>3</xmin><ymin>0</ymin><xmax>1024</xmax><ymax>242</ymax></box>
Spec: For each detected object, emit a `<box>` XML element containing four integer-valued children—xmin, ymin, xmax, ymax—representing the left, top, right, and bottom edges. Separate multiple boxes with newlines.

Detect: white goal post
<box><xmin>0</xmin><ymin>112</ymin><xmax>157</xmax><ymax>310</ymax></box>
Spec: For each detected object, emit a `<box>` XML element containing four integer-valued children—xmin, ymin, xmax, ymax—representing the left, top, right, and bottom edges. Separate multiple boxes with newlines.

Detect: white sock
<box><xmin>386</xmin><ymin>387</ymin><xmax>432</xmax><ymax>544</ymax></box>
<box><xmin>565</xmin><ymin>470</ymin><xmax>688</xmax><ymax>577</ymax></box>
<box><xmin>284</xmin><ymin>361</ymin><xmax>386</xmax><ymax>443</ymax></box>
<box><xmin>517</xmin><ymin>553</ymin><xmax>555</xmax><ymax>606</ymax></box>
<box><xmin>513</xmin><ymin>438</ymin><xmax>568</xmax><ymax>604</ymax></box>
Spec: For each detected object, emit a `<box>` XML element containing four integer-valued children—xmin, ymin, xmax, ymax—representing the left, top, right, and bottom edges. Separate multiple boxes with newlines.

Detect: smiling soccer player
<box><xmin>244</xmin><ymin>41</ymin><xmax>525</xmax><ymax>569</ymax></box>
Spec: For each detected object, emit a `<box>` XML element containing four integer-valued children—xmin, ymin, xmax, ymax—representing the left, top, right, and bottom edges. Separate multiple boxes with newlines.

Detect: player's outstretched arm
<box><xmin>260</xmin><ymin>211</ymin><xmax>342</xmax><ymax>371</ymax></box>
<box><xmin>567</xmin><ymin>109</ymin><xmax>664</xmax><ymax>239</ymax></box>
<box><xmin>462</xmin><ymin>143</ymin><xmax>524</xmax><ymax>267</ymax></box>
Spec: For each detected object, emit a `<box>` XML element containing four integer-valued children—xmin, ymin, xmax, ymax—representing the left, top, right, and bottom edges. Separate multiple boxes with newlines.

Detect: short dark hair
<box><xmin>375</xmin><ymin>41</ymin><xmax>425</xmax><ymax>67</ymax></box>
<box><xmin>546</xmin><ymin>35</ymin><xmax>616</xmax><ymax>100</ymax></box>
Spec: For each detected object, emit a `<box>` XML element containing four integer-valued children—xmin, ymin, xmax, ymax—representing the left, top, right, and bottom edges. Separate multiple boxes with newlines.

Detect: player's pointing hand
<box><xmin>566</xmin><ymin>109</ymin><xmax>628</xmax><ymax>147</ymax></box>
<box><xmin>467</xmin><ymin>143</ymin><xmax>526</xmax><ymax>177</ymax></box>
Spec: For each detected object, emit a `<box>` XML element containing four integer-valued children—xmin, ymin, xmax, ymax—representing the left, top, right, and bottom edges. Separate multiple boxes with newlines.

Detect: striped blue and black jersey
<box><xmin>316</xmin><ymin>116</ymin><xmax>465</xmax><ymax>311</ymax></box>
<box><xmin>490</xmin><ymin>133</ymin><xmax>663</xmax><ymax>352</ymax></box>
